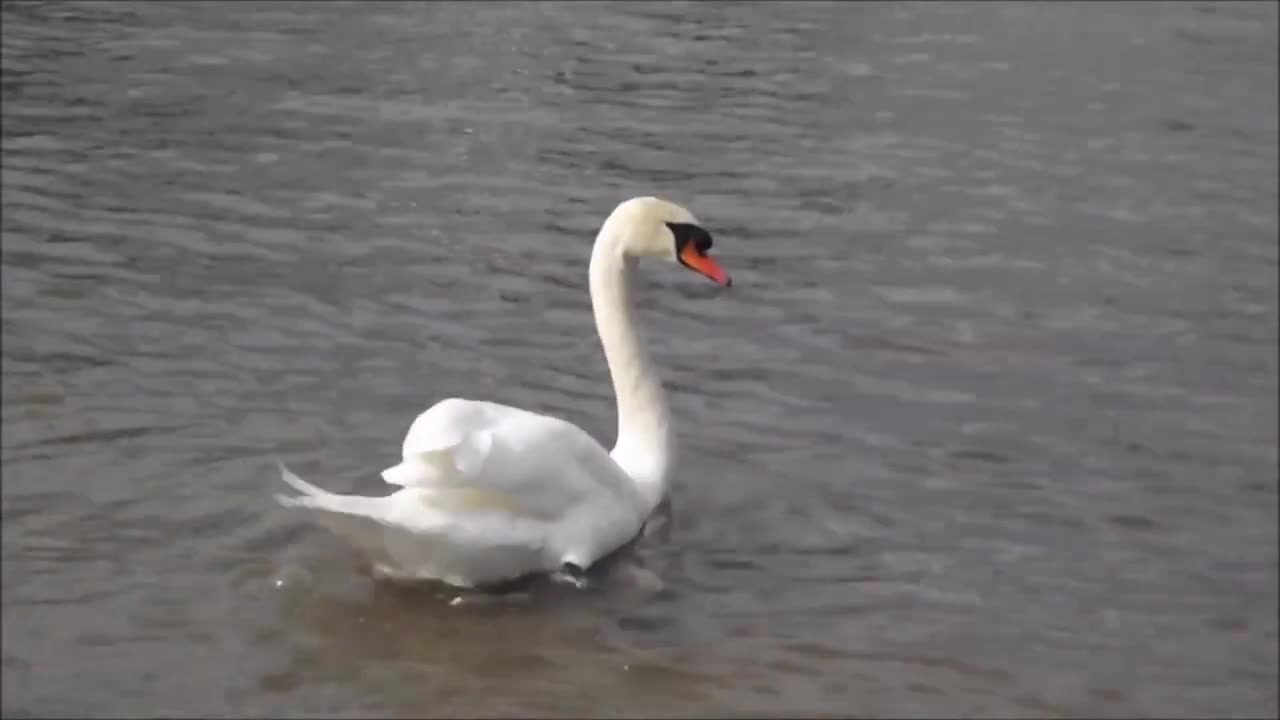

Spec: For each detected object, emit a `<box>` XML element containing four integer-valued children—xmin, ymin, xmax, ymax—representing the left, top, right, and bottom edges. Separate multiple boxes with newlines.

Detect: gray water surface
<box><xmin>2</xmin><ymin>1</ymin><xmax>1277</xmax><ymax>717</ymax></box>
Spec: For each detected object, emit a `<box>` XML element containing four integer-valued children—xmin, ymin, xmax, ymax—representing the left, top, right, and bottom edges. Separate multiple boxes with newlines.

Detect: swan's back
<box><xmin>408</xmin><ymin>398</ymin><xmax>644</xmax><ymax>510</ymax></box>
<box><xmin>293</xmin><ymin>396</ymin><xmax>648</xmax><ymax>582</ymax></box>
<box><xmin>277</xmin><ymin>396</ymin><xmax>651</xmax><ymax>586</ymax></box>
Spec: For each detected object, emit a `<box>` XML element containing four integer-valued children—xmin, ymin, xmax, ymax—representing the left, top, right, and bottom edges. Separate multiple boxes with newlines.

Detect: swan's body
<box><xmin>275</xmin><ymin>197</ymin><xmax>731</xmax><ymax>588</ymax></box>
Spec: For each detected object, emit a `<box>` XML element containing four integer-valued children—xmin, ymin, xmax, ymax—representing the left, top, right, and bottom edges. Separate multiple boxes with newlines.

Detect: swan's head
<box><xmin>603</xmin><ymin>196</ymin><xmax>732</xmax><ymax>286</ymax></box>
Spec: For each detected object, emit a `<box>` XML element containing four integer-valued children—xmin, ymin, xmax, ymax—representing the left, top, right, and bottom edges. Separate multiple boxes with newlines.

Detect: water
<box><xmin>2</xmin><ymin>1</ymin><xmax>1276</xmax><ymax>716</ymax></box>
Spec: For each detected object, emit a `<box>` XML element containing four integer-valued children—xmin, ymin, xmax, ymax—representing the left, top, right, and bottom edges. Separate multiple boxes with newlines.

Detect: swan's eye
<box><xmin>666</xmin><ymin>222</ymin><xmax>713</xmax><ymax>256</ymax></box>
<box><xmin>669</xmin><ymin>221</ymin><xmax>731</xmax><ymax>286</ymax></box>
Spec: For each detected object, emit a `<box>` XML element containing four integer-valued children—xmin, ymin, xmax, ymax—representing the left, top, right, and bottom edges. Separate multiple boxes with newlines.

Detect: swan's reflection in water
<box><xmin>264</xmin><ymin>521</ymin><xmax>710</xmax><ymax>717</ymax></box>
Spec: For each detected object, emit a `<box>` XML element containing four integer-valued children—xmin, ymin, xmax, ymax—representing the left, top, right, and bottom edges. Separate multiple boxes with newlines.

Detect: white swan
<box><xmin>274</xmin><ymin>196</ymin><xmax>732</xmax><ymax>588</ymax></box>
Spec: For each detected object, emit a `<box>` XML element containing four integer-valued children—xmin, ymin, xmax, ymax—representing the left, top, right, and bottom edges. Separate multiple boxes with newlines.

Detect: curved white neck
<box><xmin>588</xmin><ymin>227</ymin><xmax>671</xmax><ymax>513</ymax></box>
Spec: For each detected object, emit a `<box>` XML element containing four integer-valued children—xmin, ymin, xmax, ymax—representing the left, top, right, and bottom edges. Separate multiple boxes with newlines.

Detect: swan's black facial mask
<box><xmin>667</xmin><ymin>222</ymin><xmax>731</xmax><ymax>286</ymax></box>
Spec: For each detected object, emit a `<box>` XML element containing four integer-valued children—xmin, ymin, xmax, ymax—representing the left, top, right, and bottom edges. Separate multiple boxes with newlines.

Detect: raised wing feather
<box><xmin>379</xmin><ymin>398</ymin><xmax>640</xmax><ymax>522</ymax></box>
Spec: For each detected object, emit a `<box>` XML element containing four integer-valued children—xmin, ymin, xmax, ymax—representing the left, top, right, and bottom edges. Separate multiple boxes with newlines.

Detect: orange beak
<box><xmin>679</xmin><ymin>244</ymin><xmax>732</xmax><ymax>286</ymax></box>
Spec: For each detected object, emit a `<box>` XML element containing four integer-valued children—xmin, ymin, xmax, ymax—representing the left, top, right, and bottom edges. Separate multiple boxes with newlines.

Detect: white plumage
<box><xmin>275</xmin><ymin>196</ymin><xmax>732</xmax><ymax>588</ymax></box>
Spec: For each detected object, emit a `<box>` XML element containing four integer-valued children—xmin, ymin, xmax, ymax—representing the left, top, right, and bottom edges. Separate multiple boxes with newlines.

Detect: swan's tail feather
<box><xmin>270</xmin><ymin>461</ymin><xmax>536</xmax><ymax>587</ymax></box>
<box><xmin>273</xmin><ymin>461</ymin><xmax>399</xmax><ymax>568</ymax></box>
<box><xmin>274</xmin><ymin>460</ymin><xmax>329</xmax><ymax>502</ymax></box>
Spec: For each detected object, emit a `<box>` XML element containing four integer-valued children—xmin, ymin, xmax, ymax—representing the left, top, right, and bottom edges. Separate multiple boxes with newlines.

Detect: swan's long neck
<box><xmin>589</xmin><ymin>227</ymin><xmax>671</xmax><ymax>513</ymax></box>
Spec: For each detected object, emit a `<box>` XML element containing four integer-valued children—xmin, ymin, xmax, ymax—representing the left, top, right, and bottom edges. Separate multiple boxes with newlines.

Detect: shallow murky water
<box><xmin>2</xmin><ymin>1</ymin><xmax>1277</xmax><ymax>717</ymax></box>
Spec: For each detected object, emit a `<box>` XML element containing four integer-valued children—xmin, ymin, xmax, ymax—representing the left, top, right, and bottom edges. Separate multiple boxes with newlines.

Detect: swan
<box><xmin>274</xmin><ymin>196</ymin><xmax>732</xmax><ymax>588</ymax></box>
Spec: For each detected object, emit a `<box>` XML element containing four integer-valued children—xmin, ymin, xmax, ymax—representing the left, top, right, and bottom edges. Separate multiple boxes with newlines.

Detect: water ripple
<box><xmin>2</xmin><ymin>0</ymin><xmax>1276</xmax><ymax>717</ymax></box>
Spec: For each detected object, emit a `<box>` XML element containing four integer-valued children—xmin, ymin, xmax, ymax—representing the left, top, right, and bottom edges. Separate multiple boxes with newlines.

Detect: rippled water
<box><xmin>2</xmin><ymin>1</ymin><xmax>1277</xmax><ymax>717</ymax></box>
